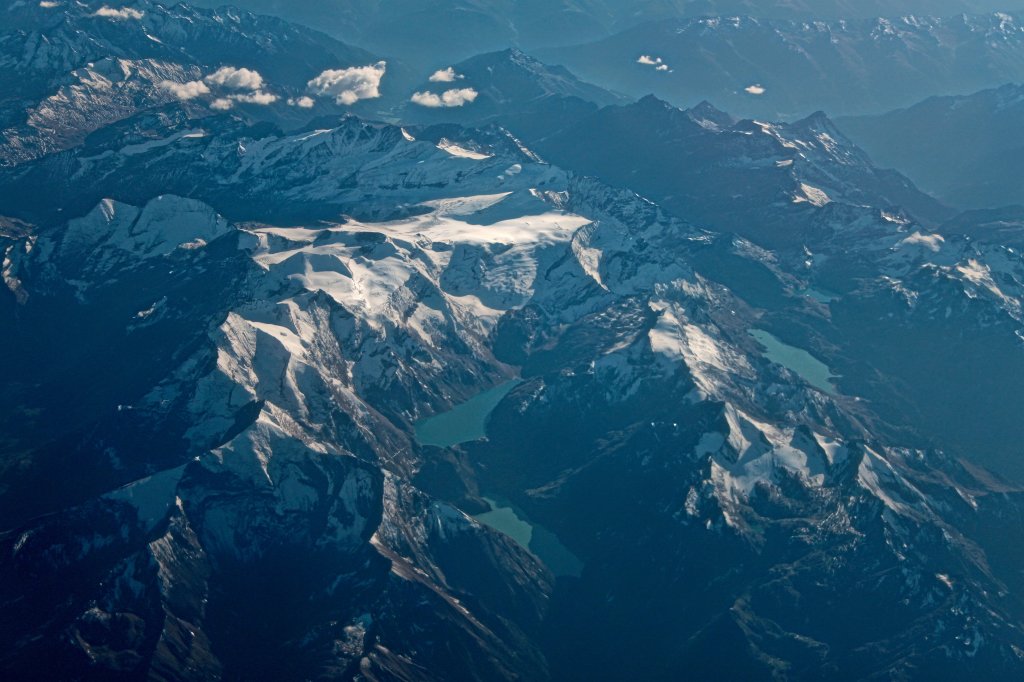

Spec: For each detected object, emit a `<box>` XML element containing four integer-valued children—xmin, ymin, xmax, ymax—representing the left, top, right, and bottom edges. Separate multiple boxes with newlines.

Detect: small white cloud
<box><xmin>410</xmin><ymin>87</ymin><xmax>479</xmax><ymax>108</ymax></box>
<box><xmin>92</xmin><ymin>6</ymin><xmax>144</xmax><ymax>20</ymax></box>
<box><xmin>288</xmin><ymin>96</ymin><xmax>316</xmax><ymax>108</ymax></box>
<box><xmin>229</xmin><ymin>91</ymin><xmax>278</xmax><ymax>105</ymax></box>
<box><xmin>158</xmin><ymin>80</ymin><xmax>210</xmax><ymax>101</ymax></box>
<box><xmin>410</xmin><ymin>92</ymin><xmax>442</xmax><ymax>107</ymax></box>
<box><xmin>638</xmin><ymin>55</ymin><xmax>671</xmax><ymax>72</ymax></box>
<box><xmin>161</xmin><ymin>68</ymin><xmax>279</xmax><ymax>107</ymax></box>
<box><xmin>307</xmin><ymin>61</ymin><xmax>387</xmax><ymax>106</ymax></box>
<box><xmin>39</xmin><ymin>2</ymin><xmax>61</xmax><ymax>8</ymax></box>
<box><xmin>205</xmin><ymin>66</ymin><xmax>264</xmax><ymax>91</ymax></box>
<box><xmin>745</xmin><ymin>84</ymin><xmax>766</xmax><ymax>95</ymax></box>
<box><xmin>429</xmin><ymin>67</ymin><xmax>463</xmax><ymax>83</ymax></box>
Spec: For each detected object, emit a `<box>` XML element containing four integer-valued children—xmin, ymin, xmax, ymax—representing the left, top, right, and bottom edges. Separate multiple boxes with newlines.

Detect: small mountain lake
<box><xmin>413</xmin><ymin>380</ymin><xmax>584</xmax><ymax>577</ymax></box>
<box><xmin>476</xmin><ymin>497</ymin><xmax>584</xmax><ymax>577</ymax></box>
<box><xmin>414</xmin><ymin>380</ymin><xmax>521</xmax><ymax>448</ymax></box>
<box><xmin>750</xmin><ymin>329</ymin><xmax>839</xmax><ymax>394</ymax></box>
<box><xmin>801</xmin><ymin>286</ymin><xmax>839</xmax><ymax>304</ymax></box>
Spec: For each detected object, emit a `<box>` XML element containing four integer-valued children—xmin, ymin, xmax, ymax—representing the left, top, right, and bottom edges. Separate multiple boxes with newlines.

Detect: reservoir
<box><xmin>476</xmin><ymin>497</ymin><xmax>584</xmax><ymax>577</ymax></box>
<box><xmin>750</xmin><ymin>329</ymin><xmax>838</xmax><ymax>394</ymax></box>
<box><xmin>414</xmin><ymin>380</ymin><xmax>521</xmax><ymax>448</ymax></box>
<box><xmin>802</xmin><ymin>286</ymin><xmax>838</xmax><ymax>304</ymax></box>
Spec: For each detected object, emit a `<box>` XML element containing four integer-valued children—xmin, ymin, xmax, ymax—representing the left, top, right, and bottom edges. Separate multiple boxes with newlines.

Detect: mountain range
<box><xmin>185</xmin><ymin>0</ymin><xmax>693</xmax><ymax>62</ymax></box>
<box><xmin>0</xmin><ymin>0</ymin><xmax>401</xmax><ymax>165</ymax></box>
<box><xmin>7</xmin><ymin>102</ymin><xmax>1024</xmax><ymax>680</ymax></box>
<box><xmin>186</xmin><ymin>1</ymin><xmax>1024</xmax><ymax>60</ymax></box>
<box><xmin>4</xmin><ymin>2</ymin><xmax>1024</xmax><ymax>680</ymax></box>
<box><xmin>684</xmin><ymin>0</ymin><xmax>1024</xmax><ymax>19</ymax></box>
<box><xmin>179</xmin><ymin>1</ymin><xmax>1024</xmax><ymax>119</ymax></box>
<box><xmin>538</xmin><ymin>12</ymin><xmax>1024</xmax><ymax>118</ymax></box>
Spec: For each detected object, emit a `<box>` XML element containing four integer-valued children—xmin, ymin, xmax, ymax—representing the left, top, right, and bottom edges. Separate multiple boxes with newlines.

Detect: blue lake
<box><xmin>476</xmin><ymin>497</ymin><xmax>584</xmax><ymax>578</ymax></box>
<box><xmin>414</xmin><ymin>380</ymin><xmax>521</xmax><ymax>448</ymax></box>
<box><xmin>801</xmin><ymin>286</ymin><xmax>839</xmax><ymax>304</ymax></box>
<box><xmin>750</xmin><ymin>329</ymin><xmax>839</xmax><ymax>394</ymax></box>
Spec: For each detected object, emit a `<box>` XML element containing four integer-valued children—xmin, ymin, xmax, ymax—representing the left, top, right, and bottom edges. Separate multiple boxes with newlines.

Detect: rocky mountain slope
<box><xmin>0</xmin><ymin>0</ymin><xmax>397</xmax><ymax>166</ymax></box>
<box><xmin>528</xmin><ymin>95</ymin><xmax>951</xmax><ymax>244</ymax></box>
<box><xmin>0</xmin><ymin>122</ymin><xmax>572</xmax><ymax>679</ymax></box>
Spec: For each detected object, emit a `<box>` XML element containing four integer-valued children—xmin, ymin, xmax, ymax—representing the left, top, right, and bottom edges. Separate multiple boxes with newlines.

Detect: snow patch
<box><xmin>436</xmin><ymin>139</ymin><xmax>492</xmax><ymax>160</ymax></box>
<box><xmin>793</xmin><ymin>183</ymin><xmax>832</xmax><ymax>207</ymax></box>
<box><xmin>899</xmin><ymin>232</ymin><xmax>945</xmax><ymax>253</ymax></box>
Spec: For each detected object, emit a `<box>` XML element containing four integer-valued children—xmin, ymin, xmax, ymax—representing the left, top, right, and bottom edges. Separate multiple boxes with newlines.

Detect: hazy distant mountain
<box><xmin>838</xmin><ymin>83</ymin><xmax>1024</xmax><ymax>209</ymax></box>
<box><xmin>682</xmin><ymin>0</ymin><xmax>1024</xmax><ymax>19</ymax></box>
<box><xmin>182</xmin><ymin>0</ymin><xmax>1024</xmax><ymax>66</ymax></box>
<box><xmin>185</xmin><ymin>0</ymin><xmax>692</xmax><ymax>63</ymax></box>
<box><xmin>538</xmin><ymin>13</ymin><xmax>1024</xmax><ymax>118</ymax></box>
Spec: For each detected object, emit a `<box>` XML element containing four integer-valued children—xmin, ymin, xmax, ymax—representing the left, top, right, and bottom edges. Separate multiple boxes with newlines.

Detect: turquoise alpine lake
<box><xmin>414</xmin><ymin>380</ymin><xmax>521</xmax><ymax>448</ymax></box>
<box><xmin>801</xmin><ymin>286</ymin><xmax>839</xmax><ymax>304</ymax></box>
<box><xmin>750</xmin><ymin>329</ymin><xmax>839</xmax><ymax>394</ymax></box>
<box><xmin>476</xmin><ymin>497</ymin><xmax>534</xmax><ymax>549</ymax></box>
<box><xmin>476</xmin><ymin>497</ymin><xmax>584</xmax><ymax>578</ymax></box>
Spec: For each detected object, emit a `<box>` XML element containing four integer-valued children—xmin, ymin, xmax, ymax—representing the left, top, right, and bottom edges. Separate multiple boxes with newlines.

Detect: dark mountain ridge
<box><xmin>838</xmin><ymin>82</ymin><xmax>1024</xmax><ymax>209</ymax></box>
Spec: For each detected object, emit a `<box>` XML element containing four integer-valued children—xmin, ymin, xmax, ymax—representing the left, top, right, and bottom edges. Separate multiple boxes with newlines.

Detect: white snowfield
<box><xmin>147</xmin><ymin>168</ymin><xmax>615</xmax><ymax>484</ymax></box>
<box><xmin>61</xmin><ymin>195</ymin><xmax>230</xmax><ymax>267</ymax></box>
<box><xmin>884</xmin><ymin>228</ymin><xmax>1024</xmax><ymax>322</ymax></box>
<box><xmin>251</xmin><ymin>192</ymin><xmax>593</xmax><ymax>327</ymax></box>
<box><xmin>436</xmin><ymin>138</ymin><xmax>493</xmax><ymax>160</ymax></box>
